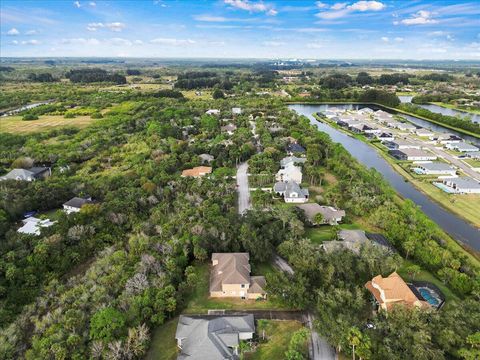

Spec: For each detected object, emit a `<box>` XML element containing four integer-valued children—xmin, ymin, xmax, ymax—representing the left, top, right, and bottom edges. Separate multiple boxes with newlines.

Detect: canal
<box><xmin>399</xmin><ymin>95</ymin><xmax>480</xmax><ymax>124</ymax></box>
<box><xmin>288</xmin><ymin>103</ymin><xmax>480</xmax><ymax>251</ymax></box>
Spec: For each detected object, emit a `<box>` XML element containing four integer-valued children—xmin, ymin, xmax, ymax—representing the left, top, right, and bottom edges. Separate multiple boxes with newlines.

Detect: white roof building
<box><xmin>276</xmin><ymin>163</ymin><xmax>303</xmax><ymax>184</ymax></box>
<box><xmin>18</xmin><ymin>217</ymin><xmax>55</xmax><ymax>235</ymax></box>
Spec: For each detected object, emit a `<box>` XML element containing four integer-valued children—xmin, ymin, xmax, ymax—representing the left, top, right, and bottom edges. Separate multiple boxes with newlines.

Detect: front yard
<box><xmin>144</xmin><ymin>317</ymin><xmax>178</xmax><ymax>360</ymax></box>
<box><xmin>183</xmin><ymin>262</ymin><xmax>290</xmax><ymax>314</ymax></box>
<box><xmin>306</xmin><ymin>223</ymin><xmax>363</xmax><ymax>245</ymax></box>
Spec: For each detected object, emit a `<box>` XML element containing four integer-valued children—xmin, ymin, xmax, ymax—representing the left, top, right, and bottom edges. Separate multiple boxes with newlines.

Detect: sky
<box><xmin>1</xmin><ymin>0</ymin><xmax>479</xmax><ymax>60</ymax></box>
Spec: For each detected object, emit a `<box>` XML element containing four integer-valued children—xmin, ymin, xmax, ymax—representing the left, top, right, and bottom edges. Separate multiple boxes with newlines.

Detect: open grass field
<box><xmin>0</xmin><ymin>115</ymin><xmax>96</xmax><ymax>133</ymax></box>
<box><xmin>245</xmin><ymin>320</ymin><xmax>308</xmax><ymax>360</ymax></box>
<box><xmin>183</xmin><ymin>262</ymin><xmax>289</xmax><ymax>314</ymax></box>
<box><xmin>144</xmin><ymin>317</ymin><xmax>178</xmax><ymax>360</ymax></box>
<box><xmin>463</xmin><ymin>158</ymin><xmax>480</xmax><ymax>168</ymax></box>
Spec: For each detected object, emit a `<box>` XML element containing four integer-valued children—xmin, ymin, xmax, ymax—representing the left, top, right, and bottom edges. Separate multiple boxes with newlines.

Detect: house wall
<box><xmin>285</xmin><ymin>197</ymin><xmax>308</xmax><ymax>203</ymax></box>
<box><xmin>210</xmin><ymin>283</ymin><xmax>249</xmax><ymax>298</ymax></box>
<box><xmin>247</xmin><ymin>292</ymin><xmax>266</xmax><ymax>300</ymax></box>
<box><xmin>239</xmin><ymin>332</ymin><xmax>254</xmax><ymax>340</ymax></box>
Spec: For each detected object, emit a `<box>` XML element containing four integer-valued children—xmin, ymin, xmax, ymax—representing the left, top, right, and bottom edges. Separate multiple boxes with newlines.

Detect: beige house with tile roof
<box><xmin>210</xmin><ymin>253</ymin><xmax>266</xmax><ymax>300</ymax></box>
<box><xmin>365</xmin><ymin>272</ymin><xmax>429</xmax><ymax>312</ymax></box>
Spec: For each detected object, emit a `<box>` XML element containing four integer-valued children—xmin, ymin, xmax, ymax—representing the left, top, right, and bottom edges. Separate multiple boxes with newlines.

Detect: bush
<box><xmin>91</xmin><ymin>112</ymin><xmax>103</xmax><ymax>119</ymax></box>
<box><xmin>22</xmin><ymin>114</ymin><xmax>39</xmax><ymax>121</ymax></box>
<box><xmin>64</xmin><ymin>113</ymin><xmax>76</xmax><ymax>119</ymax></box>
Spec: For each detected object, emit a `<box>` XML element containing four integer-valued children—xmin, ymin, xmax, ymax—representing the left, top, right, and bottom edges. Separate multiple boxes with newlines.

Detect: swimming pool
<box><xmin>433</xmin><ymin>182</ymin><xmax>456</xmax><ymax>193</ymax></box>
<box><xmin>417</xmin><ymin>287</ymin><xmax>441</xmax><ymax>307</ymax></box>
<box><xmin>412</xmin><ymin>168</ymin><xmax>426</xmax><ymax>175</ymax></box>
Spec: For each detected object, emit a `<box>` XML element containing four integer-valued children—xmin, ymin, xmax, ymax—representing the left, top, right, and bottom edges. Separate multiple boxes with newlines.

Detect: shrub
<box><xmin>22</xmin><ymin>114</ymin><xmax>39</xmax><ymax>121</ymax></box>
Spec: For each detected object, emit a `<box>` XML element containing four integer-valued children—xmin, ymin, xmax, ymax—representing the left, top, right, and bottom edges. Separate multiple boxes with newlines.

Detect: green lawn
<box><xmin>398</xmin><ymin>260</ymin><xmax>458</xmax><ymax>302</ymax></box>
<box><xmin>306</xmin><ymin>223</ymin><xmax>363</xmax><ymax>245</ymax></box>
<box><xmin>245</xmin><ymin>320</ymin><xmax>308</xmax><ymax>360</ymax></box>
<box><xmin>183</xmin><ymin>262</ymin><xmax>290</xmax><ymax>314</ymax></box>
<box><xmin>144</xmin><ymin>317</ymin><xmax>178</xmax><ymax>360</ymax></box>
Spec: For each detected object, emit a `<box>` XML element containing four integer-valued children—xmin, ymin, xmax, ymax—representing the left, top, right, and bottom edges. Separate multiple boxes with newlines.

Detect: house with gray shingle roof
<box><xmin>273</xmin><ymin>181</ymin><xmax>309</xmax><ymax>203</ymax></box>
<box><xmin>297</xmin><ymin>203</ymin><xmax>345</xmax><ymax>225</ymax></box>
<box><xmin>175</xmin><ymin>314</ymin><xmax>255</xmax><ymax>360</ymax></box>
<box><xmin>63</xmin><ymin>197</ymin><xmax>93</xmax><ymax>214</ymax></box>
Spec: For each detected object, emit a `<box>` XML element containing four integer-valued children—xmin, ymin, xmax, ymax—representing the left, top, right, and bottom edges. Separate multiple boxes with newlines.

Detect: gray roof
<box><xmin>285</xmin><ymin>181</ymin><xmax>309</xmax><ymax>198</ymax></box>
<box><xmin>176</xmin><ymin>315</ymin><xmax>255</xmax><ymax>360</ymax></box>
<box><xmin>297</xmin><ymin>203</ymin><xmax>345</xmax><ymax>223</ymax></box>
<box><xmin>418</xmin><ymin>162</ymin><xmax>454</xmax><ymax>171</ymax></box>
<box><xmin>1</xmin><ymin>167</ymin><xmax>49</xmax><ymax>181</ymax></box>
<box><xmin>455</xmin><ymin>142</ymin><xmax>478</xmax><ymax>151</ymax></box>
<box><xmin>63</xmin><ymin>197</ymin><xmax>92</xmax><ymax>209</ymax></box>
<box><xmin>443</xmin><ymin>177</ymin><xmax>480</xmax><ymax>189</ymax></box>
<box><xmin>280</xmin><ymin>156</ymin><xmax>306</xmax><ymax>168</ymax></box>
<box><xmin>338</xmin><ymin>229</ymin><xmax>368</xmax><ymax>243</ymax></box>
<box><xmin>465</xmin><ymin>151</ymin><xmax>480</xmax><ymax>159</ymax></box>
<box><xmin>274</xmin><ymin>181</ymin><xmax>287</xmax><ymax>192</ymax></box>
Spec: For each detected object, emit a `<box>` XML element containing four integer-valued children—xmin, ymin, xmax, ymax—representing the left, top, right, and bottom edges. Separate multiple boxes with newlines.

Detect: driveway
<box><xmin>237</xmin><ymin>162</ymin><xmax>251</xmax><ymax>214</ymax></box>
<box><xmin>273</xmin><ymin>255</ymin><xmax>336</xmax><ymax>360</ymax></box>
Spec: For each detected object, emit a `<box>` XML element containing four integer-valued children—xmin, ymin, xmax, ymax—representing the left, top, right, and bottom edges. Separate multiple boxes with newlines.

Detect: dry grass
<box><xmin>0</xmin><ymin>115</ymin><xmax>96</xmax><ymax>133</ymax></box>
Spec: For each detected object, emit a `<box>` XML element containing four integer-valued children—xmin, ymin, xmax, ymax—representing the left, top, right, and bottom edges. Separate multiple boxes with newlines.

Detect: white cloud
<box><xmin>134</xmin><ymin>39</ymin><xmax>144</xmax><ymax>45</ymax></box>
<box><xmin>86</xmin><ymin>22</ymin><xmax>126</xmax><ymax>32</ymax></box>
<box><xmin>316</xmin><ymin>1</ymin><xmax>385</xmax><ymax>19</ymax></box>
<box><xmin>306</xmin><ymin>42</ymin><xmax>324</xmax><ymax>49</ymax></box>
<box><xmin>394</xmin><ymin>37</ymin><xmax>404</xmax><ymax>42</ymax></box>
<box><xmin>150</xmin><ymin>38</ymin><xmax>196</xmax><ymax>46</ymax></box>
<box><xmin>25</xmin><ymin>30</ymin><xmax>38</xmax><ymax>35</ymax></box>
<box><xmin>194</xmin><ymin>15</ymin><xmax>229</xmax><ymax>22</ymax></box>
<box><xmin>21</xmin><ymin>39</ymin><xmax>40</xmax><ymax>45</ymax></box>
<box><xmin>428</xmin><ymin>31</ymin><xmax>447</xmax><ymax>36</ymax></box>
<box><xmin>11</xmin><ymin>40</ymin><xmax>19</xmax><ymax>45</ymax></box>
<box><xmin>61</xmin><ymin>38</ymin><xmax>100</xmax><ymax>45</ymax></box>
<box><xmin>73</xmin><ymin>1</ymin><xmax>81</xmax><ymax>8</ymax></box>
<box><xmin>224</xmin><ymin>0</ymin><xmax>277</xmax><ymax>16</ymax></box>
<box><xmin>399</xmin><ymin>10</ymin><xmax>438</xmax><ymax>25</ymax></box>
<box><xmin>348</xmin><ymin>1</ymin><xmax>385</xmax><ymax>11</ymax></box>
<box><xmin>331</xmin><ymin>3</ymin><xmax>348</xmax><ymax>10</ymax></box>
<box><xmin>262</xmin><ymin>41</ymin><xmax>285</xmax><ymax>47</ymax></box>
<box><xmin>89</xmin><ymin>1</ymin><xmax>96</xmax><ymax>6</ymax></box>
<box><xmin>110</xmin><ymin>38</ymin><xmax>132</xmax><ymax>46</ymax></box>
<box><xmin>381</xmin><ymin>36</ymin><xmax>389</xmax><ymax>42</ymax></box>
<box><xmin>316</xmin><ymin>2</ymin><xmax>328</xmax><ymax>9</ymax></box>
<box><xmin>7</xmin><ymin>28</ymin><xmax>20</xmax><ymax>35</ymax></box>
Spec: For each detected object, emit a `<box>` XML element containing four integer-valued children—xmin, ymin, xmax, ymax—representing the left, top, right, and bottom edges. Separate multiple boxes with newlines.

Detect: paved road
<box><xmin>273</xmin><ymin>255</ymin><xmax>335</xmax><ymax>360</ymax></box>
<box><xmin>237</xmin><ymin>162</ymin><xmax>251</xmax><ymax>214</ymax></box>
<box><xmin>273</xmin><ymin>254</ymin><xmax>295</xmax><ymax>275</ymax></box>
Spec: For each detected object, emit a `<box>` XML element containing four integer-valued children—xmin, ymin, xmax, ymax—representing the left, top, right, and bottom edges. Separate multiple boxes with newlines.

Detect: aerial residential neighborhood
<box><xmin>1</xmin><ymin>1</ymin><xmax>479</xmax><ymax>360</ymax></box>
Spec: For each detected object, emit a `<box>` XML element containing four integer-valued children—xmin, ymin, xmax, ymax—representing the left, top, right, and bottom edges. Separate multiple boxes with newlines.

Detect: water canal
<box><xmin>288</xmin><ymin>103</ymin><xmax>480</xmax><ymax>251</ymax></box>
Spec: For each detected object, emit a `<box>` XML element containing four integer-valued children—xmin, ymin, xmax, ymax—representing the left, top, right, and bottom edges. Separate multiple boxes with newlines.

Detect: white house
<box><xmin>441</xmin><ymin>177</ymin><xmax>480</xmax><ymax>194</ymax></box>
<box><xmin>415</xmin><ymin>128</ymin><xmax>434</xmax><ymax>138</ymax></box>
<box><xmin>18</xmin><ymin>217</ymin><xmax>55</xmax><ymax>235</ymax></box>
<box><xmin>390</xmin><ymin>149</ymin><xmax>437</xmax><ymax>161</ymax></box>
<box><xmin>232</xmin><ymin>107</ymin><xmax>242</xmax><ymax>115</ymax></box>
<box><xmin>274</xmin><ymin>181</ymin><xmax>309</xmax><ymax>203</ymax></box>
<box><xmin>384</xmin><ymin>139</ymin><xmax>421</xmax><ymax>150</ymax></box>
<box><xmin>205</xmin><ymin>109</ymin><xmax>220</xmax><ymax>116</ymax></box>
<box><xmin>276</xmin><ymin>163</ymin><xmax>303</xmax><ymax>183</ymax></box>
<box><xmin>446</xmin><ymin>142</ymin><xmax>479</xmax><ymax>153</ymax></box>
<box><xmin>0</xmin><ymin>167</ymin><xmax>51</xmax><ymax>181</ymax></box>
<box><xmin>396</xmin><ymin>122</ymin><xmax>417</xmax><ymax>132</ymax></box>
<box><xmin>63</xmin><ymin>197</ymin><xmax>93</xmax><ymax>214</ymax></box>
<box><xmin>413</xmin><ymin>162</ymin><xmax>456</xmax><ymax>176</ymax></box>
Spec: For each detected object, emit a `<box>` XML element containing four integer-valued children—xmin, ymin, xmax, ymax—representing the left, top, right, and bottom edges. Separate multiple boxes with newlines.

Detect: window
<box><xmin>241</xmin><ymin>284</ymin><xmax>245</xmax><ymax>288</ymax></box>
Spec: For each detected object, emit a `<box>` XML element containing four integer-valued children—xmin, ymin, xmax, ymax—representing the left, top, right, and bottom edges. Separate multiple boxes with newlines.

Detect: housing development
<box><xmin>1</xmin><ymin>1</ymin><xmax>480</xmax><ymax>360</ymax></box>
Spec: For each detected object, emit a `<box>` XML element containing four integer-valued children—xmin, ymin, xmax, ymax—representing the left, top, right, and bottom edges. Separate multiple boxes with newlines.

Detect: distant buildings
<box><xmin>446</xmin><ymin>142</ymin><xmax>479</xmax><ymax>153</ymax></box>
<box><xmin>413</xmin><ymin>162</ymin><xmax>456</xmax><ymax>176</ymax></box>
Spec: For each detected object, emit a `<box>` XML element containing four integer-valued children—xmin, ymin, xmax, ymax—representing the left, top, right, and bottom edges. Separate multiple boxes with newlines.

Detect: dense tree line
<box><xmin>359</xmin><ymin>89</ymin><xmax>400</xmax><ymax>107</ymax></box>
<box><xmin>65</xmin><ymin>68</ymin><xmax>127</xmax><ymax>84</ymax></box>
<box><xmin>27</xmin><ymin>73</ymin><xmax>56</xmax><ymax>83</ymax></box>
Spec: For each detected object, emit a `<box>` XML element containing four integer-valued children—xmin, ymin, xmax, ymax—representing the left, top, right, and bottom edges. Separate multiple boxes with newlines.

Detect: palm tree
<box><xmin>347</xmin><ymin>327</ymin><xmax>362</xmax><ymax>360</ymax></box>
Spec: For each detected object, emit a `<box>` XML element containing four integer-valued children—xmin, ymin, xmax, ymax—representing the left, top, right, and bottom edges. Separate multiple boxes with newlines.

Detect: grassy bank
<box><xmin>145</xmin><ymin>317</ymin><xmax>178</xmax><ymax>360</ymax></box>
<box><xmin>431</xmin><ymin>102</ymin><xmax>480</xmax><ymax>116</ymax></box>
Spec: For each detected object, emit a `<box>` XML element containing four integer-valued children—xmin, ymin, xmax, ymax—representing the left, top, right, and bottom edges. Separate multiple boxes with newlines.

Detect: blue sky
<box><xmin>1</xmin><ymin>0</ymin><xmax>479</xmax><ymax>59</ymax></box>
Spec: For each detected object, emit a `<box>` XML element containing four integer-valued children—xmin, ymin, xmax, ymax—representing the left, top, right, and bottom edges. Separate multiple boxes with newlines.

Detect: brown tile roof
<box><xmin>210</xmin><ymin>253</ymin><xmax>251</xmax><ymax>292</ymax></box>
<box><xmin>365</xmin><ymin>272</ymin><xmax>429</xmax><ymax>311</ymax></box>
<box><xmin>181</xmin><ymin>166</ymin><xmax>212</xmax><ymax>178</ymax></box>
